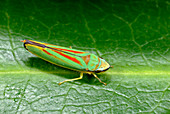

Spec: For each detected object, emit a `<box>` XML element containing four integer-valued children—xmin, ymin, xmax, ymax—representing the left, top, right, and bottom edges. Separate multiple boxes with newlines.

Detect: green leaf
<box><xmin>0</xmin><ymin>0</ymin><xmax>169</xmax><ymax>113</ymax></box>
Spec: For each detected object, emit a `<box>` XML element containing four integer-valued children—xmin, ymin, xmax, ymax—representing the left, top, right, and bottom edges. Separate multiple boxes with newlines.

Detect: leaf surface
<box><xmin>0</xmin><ymin>0</ymin><xmax>169</xmax><ymax>113</ymax></box>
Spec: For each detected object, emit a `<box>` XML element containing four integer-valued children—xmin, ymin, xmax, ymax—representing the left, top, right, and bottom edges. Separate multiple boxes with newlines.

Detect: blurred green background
<box><xmin>0</xmin><ymin>0</ymin><xmax>169</xmax><ymax>113</ymax></box>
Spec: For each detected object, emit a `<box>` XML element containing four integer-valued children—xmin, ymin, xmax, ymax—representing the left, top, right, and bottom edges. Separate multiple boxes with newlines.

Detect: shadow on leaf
<box><xmin>23</xmin><ymin>57</ymin><xmax>110</xmax><ymax>86</ymax></box>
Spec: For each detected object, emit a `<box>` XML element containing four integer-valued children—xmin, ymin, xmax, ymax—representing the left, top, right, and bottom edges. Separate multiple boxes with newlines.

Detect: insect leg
<box><xmin>58</xmin><ymin>72</ymin><xmax>84</xmax><ymax>85</ymax></box>
<box><xmin>92</xmin><ymin>73</ymin><xmax>107</xmax><ymax>85</ymax></box>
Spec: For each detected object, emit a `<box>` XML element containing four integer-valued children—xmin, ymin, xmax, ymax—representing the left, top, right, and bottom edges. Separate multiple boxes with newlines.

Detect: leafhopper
<box><xmin>22</xmin><ymin>40</ymin><xmax>111</xmax><ymax>85</ymax></box>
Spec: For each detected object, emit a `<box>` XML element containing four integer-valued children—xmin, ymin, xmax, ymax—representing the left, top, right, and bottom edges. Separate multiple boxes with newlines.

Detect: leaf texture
<box><xmin>0</xmin><ymin>0</ymin><xmax>169</xmax><ymax>113</ymax></box>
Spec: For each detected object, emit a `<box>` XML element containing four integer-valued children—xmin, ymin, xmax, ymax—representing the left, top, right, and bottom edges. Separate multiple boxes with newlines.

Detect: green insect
<box><xmin>22</xmin><ymin>40</ymin><xmax>111</xmax><ymax>85</ymax></box>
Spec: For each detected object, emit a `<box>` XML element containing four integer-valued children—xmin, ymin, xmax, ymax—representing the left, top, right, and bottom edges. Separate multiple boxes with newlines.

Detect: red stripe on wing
<box><xmin>42</xmin><ymin>49</ymin><xmax>72</xmax><ymax>66</ymax></box>
<box><xmin>54</xmin><ymin>48</ymin><xmax>85</xmax><ymax>54</ymax></box>
<box><xmin>53</xmin><ymin>50</ymin><xmax>82</xmax><ymax>66</ymax></box>
<box><xmin>42</xmin><ymin>49</ymin><xmax>53</xmax><ymax>56</ymax></box>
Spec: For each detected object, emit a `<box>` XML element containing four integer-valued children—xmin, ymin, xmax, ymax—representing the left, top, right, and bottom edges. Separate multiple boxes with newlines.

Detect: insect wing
<box><xmin>42</xmin><ymin>47</ymin><xmax>87</xmax><ymax>71</ymax></box>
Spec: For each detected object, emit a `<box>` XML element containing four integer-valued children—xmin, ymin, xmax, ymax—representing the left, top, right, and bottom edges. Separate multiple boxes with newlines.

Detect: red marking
<box><xmin>82</xmin><ymin>55</ymin><xmax>90</xmax><ymax>65</ymax></box>
<box><xmin>43</xmin><ymin>49</ymin><xmax>53</xmax><ymax>56</ymax></box>
<box><xmin>54</xmin><ymin>48</ymin><xmax>84</xmax><ymax>54</ymax></box>
<box><xmin>53</xmin><ymin>50</ymin><xmax>82</xmax><ymax>65</ymax></box>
